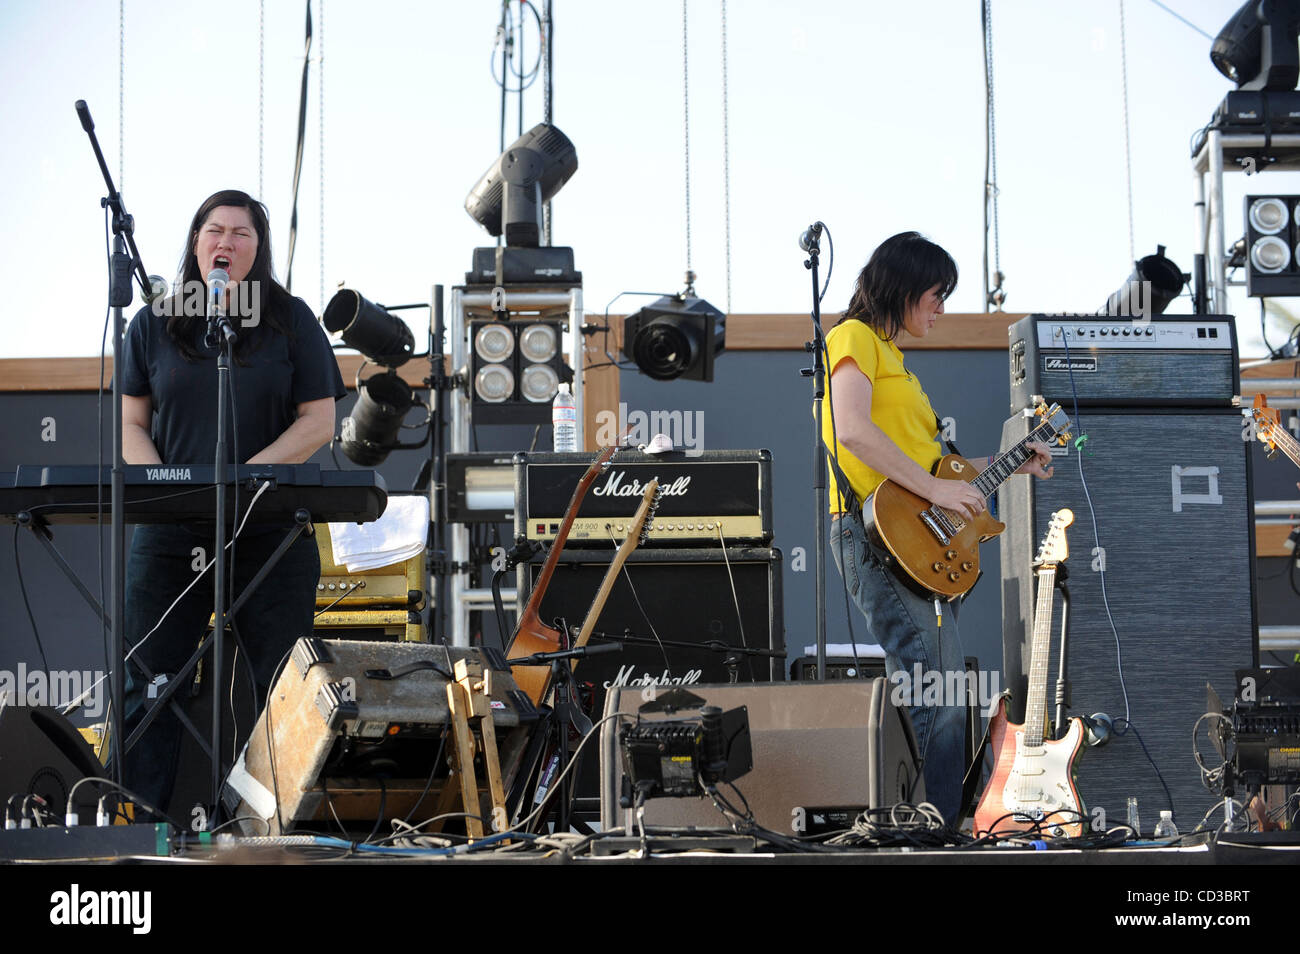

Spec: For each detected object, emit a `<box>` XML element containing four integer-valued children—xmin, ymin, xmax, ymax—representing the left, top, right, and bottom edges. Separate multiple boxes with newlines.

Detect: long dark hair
<box><xmin>165</xmin><ymin>189</ymin><xmax>295</xmax><ymax>362</ymax></box>
<box><xmin>839</xmin><ymin>231</ymin><xmax>958</xmax><ymax>340</ymax></box>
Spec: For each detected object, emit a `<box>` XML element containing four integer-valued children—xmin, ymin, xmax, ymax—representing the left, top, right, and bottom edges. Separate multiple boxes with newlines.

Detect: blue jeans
<box><xmin>122</xmin><ymin>524</ymin><xmax>320</xmax><ymax>815</ymax></box>
<box><xmin>830</xmin><ymin>511</ymin><xmax>968</xmax><ymax>824</ymax></box>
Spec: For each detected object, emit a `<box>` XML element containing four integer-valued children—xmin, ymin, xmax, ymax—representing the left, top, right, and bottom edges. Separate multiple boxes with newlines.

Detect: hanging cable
<box><xmin>259</xmin><ymin>0</ymin><xmax>265</xmax><ymax>200</ymax></box>
<box><xmin>1119</xmin><ymin>0</ymin><xmax>1136</xmax><ymax>266</ymax></box>
<box><xmin>721</xmin><ymin>0</ymin><xmax>732</xmax><ymax>315</ymax></box>
<box><xmin>682</xmin><ymin>0</ymin><xmax>693</xmax><ymax>286</ymax></box>
<box><xmin>118</xmin><ymin>0</ymin><xmax>124</xmax><ymax>190</ymax></box>
<box><xmin>319</xmin><ymin>0</ymin><xmax>325</xmax><ymax>314</ymax></box>
<box><xmin>982</xmin><ymin>0</ymin><xmax>1004</xmax><ymax>311</ymax></box>
<box><xmin>285</xmin><ymin>1</ymin><xmax>313</xmax><ymax>293</ymax></box>
<box><xmin>543</xmin><ymin>0</ymin><xmax>553</xmax><ymax>244</ymax></box>
<box><xmin>1146</xmin><ymin>0</ymin><xmax>1212</xmax><ymax>40</ymax></box>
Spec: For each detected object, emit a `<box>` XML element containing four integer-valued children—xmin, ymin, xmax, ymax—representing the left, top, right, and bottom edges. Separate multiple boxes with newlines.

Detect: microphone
<box><xmin>143</xmin><ymin>274</ymin><xmax>169</xmax><ymax>305</ymax></box>
<box><xmin>75</xmin><ymin>100</ymin><xmax>93</xmax><ymax>132</ymax></box>
<box><xmin>206</xmin><ymin>268</ymin><xmax>230</xmax><ymax>317</ymax></box>
<box><xmin>799</xmin><ymin>221</ymin><xmax>824</xmax><ymax>252</ymax></box>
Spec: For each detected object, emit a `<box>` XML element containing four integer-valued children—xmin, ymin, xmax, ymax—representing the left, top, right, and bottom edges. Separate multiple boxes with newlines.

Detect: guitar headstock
<box><xmin>1252</xmin><ymin>394</ymin><xmax>1282</xmax><ymax>458</ymax></box>
<box><xmin>1033</xmin><ymin>401</ymin><xmax>1073</xmax><ymax>447</ymax></box>
<box><xmin>633</xmin><ymin>480</ymin><xmax>662</xmax><ymax>546</ymax></box>
<box><xmin>1034</xmin><ymin>508</ymin><xmax>1075</xmax><ymax>568</ymax></box>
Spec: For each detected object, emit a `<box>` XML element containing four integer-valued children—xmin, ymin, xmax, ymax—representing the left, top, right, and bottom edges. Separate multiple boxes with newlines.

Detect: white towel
<box><xmin>328</xmin><ymin>495</ymin><xmax>429</xmax><ymax>572</ymax></box>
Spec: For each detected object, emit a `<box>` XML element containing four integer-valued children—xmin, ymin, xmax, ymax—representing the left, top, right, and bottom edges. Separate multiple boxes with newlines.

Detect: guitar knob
<box><xmin>948</xmin><ymin>571</ymin><xmax>960</xmax><ymax>582</ymax></box>
<box><xmin>961</xmin><ymin>561</ymin><xmax>974</xmax><ymax>571</ymax></box>
<box><xmin>932</xmin><ymin>562</ymin><xmax>944</xmax><ymax>572</ymax></box>
<box><xmin>945</xmin><ymin>550</ymin><xmax>957</xmax><ymax>560</ymax></box>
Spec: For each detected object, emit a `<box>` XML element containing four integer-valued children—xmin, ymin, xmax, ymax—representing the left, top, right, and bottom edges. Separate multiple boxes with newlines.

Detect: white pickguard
<box><xmin>999</xmin><ymin>720</ymin><xmax>1085</xmax><ymax>834</ymax></box>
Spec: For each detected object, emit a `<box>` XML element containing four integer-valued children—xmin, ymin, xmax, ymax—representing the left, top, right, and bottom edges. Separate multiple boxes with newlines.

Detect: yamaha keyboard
<box><xmin>0</xmin><ymin>464</ymin><xmax>387</xmax><ymax>525</ymax></box>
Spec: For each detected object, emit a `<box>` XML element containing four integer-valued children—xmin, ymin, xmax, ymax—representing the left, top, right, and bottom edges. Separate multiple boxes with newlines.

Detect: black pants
<box><xmin>121</xmin><ymin>524</ymin><xmax>319</xmax><ymax>816</ymax></box>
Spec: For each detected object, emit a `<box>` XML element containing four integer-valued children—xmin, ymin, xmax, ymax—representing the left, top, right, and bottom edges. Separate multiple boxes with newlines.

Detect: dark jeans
<box><xmin>829</xmin><ymin>511</ymin><xmax>968</xmax><ymax>824</ymax></box>
<box><xmin>122</xmin><ymin>524</ymin><xmax>319</xmax><ymax>816</ymax></box>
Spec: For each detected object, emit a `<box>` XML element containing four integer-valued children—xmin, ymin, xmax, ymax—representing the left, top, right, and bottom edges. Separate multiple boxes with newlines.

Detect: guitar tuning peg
<box><xmin>1267</xmin><ymin>446</ymin><xmax>1279</xmax><ymax>461</ymax></box>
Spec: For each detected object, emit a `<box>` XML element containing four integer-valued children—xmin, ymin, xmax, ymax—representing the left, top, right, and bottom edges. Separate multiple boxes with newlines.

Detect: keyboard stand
<box><xmin>15</xmin><ymin>506</ymin><xmax>317</xmax><ymax>821</ymax></box>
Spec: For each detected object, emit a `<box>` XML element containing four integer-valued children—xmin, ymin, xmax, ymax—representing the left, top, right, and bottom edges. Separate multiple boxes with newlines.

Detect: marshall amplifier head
<box><xmin>514</xmin><ymin>449</ymin><xmax>773</xmax><ymax>546</ymax></box>
<box><xmin>1008</xmin><ymin>314</ymin><xmax>1239</xmax><ymax>412</ymax></box>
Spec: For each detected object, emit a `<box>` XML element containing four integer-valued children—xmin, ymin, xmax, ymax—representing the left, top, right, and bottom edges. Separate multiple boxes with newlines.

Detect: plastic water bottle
<box><xmin>1153</xmin><ymin>810</ymin><xmax>1179</xmax><ymax>839</ymax></box>
<box><xmin>552</xmin><ymin>385</ymin><xmax>577</xmax><ymax>452</ymax></box>
<box><xmin>1126</xmin><ymin>796</ymin><xmax>1140</xmax><ymax>838</ymax></box>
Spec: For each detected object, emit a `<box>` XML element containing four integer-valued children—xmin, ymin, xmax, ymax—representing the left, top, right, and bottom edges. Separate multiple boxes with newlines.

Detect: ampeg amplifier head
<box><xmin>1008</xmin><ymin>314</ymin><xmax>1239</xmax><ymax>412</ymax></box>
<box><xmin>514</xmin><ymin>449</ymin><xmax>773</xmax><ymax>546</ymax></box>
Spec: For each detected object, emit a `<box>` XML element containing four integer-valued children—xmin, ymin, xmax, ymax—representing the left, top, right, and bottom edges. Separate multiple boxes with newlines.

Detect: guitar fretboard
<box><xmin>1260</xmin><ymin>413</ymin><xmax>1300</xmax><ymax>470</ymax></box>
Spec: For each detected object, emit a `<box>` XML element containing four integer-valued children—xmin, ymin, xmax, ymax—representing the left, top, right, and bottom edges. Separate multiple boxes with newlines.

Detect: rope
<box><xmin>319</xmin><ymin>0</ymin><xmax>325</xmax><ymax>314</ymax></box>
<box><xmin>1119</xmin><ymin>0</ymin><xmax>1136</xmax><ymax>266</ymax></box>
<box><xmin>259</xmin><ymin>0</ymin><xmax>265</xmax><ymax>200</ymax></box>
<box><xmin>721</xmin><ymin>0</ymin><xmax>732</xmax><ymax>315</ymax></box>
<box><xmin>1146</xmin><ymin>0</ymin><xmax>1212</xmax><ymax>40</ymax></box>
<box><xmin>682</xmin><ymin>0</ymin><xmax>693</xmax><ymax>279</ymax></box>
<box><xmin>981</xmin><ymin>0</ymin><xmax>1003</xmax><ymax>311</ymax></box>
<box><xmin>118</xmin><ymin>0</ymin><xmax>124</xmax><ymax>189</ymax></box>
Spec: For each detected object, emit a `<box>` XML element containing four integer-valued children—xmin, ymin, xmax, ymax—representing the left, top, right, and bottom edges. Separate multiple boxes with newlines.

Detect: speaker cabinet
<box><xmin>0</xmin><ymin>699</ymin><xmax>102</xmax><ymax>825</ymax></box>
<box><xmin>598</xmin><ymin>680</ymin><xmax>924</xmax><ymax>830</ymax></box>
<box><xmin>998</xmin><ymin>408</ymin><xmax>1257</xmax><ymax>832</ymax></box>
<box><xmin>517</xmin><ymin>547</ymin><xmax>784</xmax><ymax>708</ymax></box>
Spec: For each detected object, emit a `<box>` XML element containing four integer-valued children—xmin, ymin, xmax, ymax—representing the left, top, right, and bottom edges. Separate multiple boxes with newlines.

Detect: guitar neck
<box><xmin>1024</xmin><ymin>564</ymin><xmax>1057</xmax><ymax>747</ymax></box>
<box><xmin>971</xmin><ymin>419</ymin><xmax>1059</xmax><ymax>500</ymax></box>
<box><xmin>1264</xmin><ymin>417</ymin><xmax>1300</xmax><ymax>471</ymax></box>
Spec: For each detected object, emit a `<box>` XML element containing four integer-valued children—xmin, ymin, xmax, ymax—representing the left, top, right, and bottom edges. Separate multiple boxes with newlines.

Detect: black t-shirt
<box><xmin>120</xmin><ymin>297</ymin><xmax>346</xmax><ymax>465</ymax></box>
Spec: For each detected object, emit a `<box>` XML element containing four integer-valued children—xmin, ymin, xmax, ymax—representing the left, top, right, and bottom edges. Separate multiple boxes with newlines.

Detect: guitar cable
<box><xmin>1058</xmin><ymin>325</ymin><xmax>1177</xmax><ymax>818</ymax></box>
<box><xmin>604</xmin><ymin>526</ymin><xmax>674</xmax><ymax>678</ymax></box>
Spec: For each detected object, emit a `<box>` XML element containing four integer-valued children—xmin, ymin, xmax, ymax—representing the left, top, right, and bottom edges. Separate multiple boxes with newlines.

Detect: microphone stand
<box><xmin>206</xmin><ymin>283</ymin><xmax>238</xmax><ymax>822</ymax></box>
<box><xmin>74</xmin><ymin>100</ymin><xmax>157</xmax><ymax>787</ymax></box>
<box><xmin>800</xmin><ymin>231</ymin><xmax>829</xmax><ymax>680</ymax></box>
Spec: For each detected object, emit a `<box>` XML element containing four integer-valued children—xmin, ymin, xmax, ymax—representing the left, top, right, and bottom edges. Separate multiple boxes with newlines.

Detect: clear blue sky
<box><xmin>1</xmin><ymin>0</ymin><xmax>1294</xmax><ymax>358</ymax></box>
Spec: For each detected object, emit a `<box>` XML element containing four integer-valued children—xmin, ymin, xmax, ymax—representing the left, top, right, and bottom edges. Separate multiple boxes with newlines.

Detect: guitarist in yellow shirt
<box><xmin>820</xmin><ymin>231</ymin><xmax>1054</xmax><ymax>824</ymax></box>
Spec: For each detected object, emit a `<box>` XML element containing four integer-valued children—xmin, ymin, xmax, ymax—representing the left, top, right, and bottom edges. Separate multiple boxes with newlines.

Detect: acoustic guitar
<box><xmin>974</xmin><ymin>508</ymin><xmax>1087</xmax><ymax>839</ymax></box>
<box><xmin>871</xmin><ymin>401</ymin><xmax>1072</xmax><ymax>599</ymax></box>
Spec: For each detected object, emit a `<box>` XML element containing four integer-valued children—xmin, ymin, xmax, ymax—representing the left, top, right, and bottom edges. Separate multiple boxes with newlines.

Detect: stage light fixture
<box><xmin>322</xmin><ymin>289</ymin><xmax>415</xmax><ymax>368</ymax></box>
<box><xmin>1211</xmin><ymin>0</ymin><xmax>1300</xmax><ymax>92</ymax></box>
<box><xmin>474</xmin><ymin>322</ymin><xmax>515</xmax><ymax>363</ymax></box>
<box><xmin>1250</xmin><ymin>196</ymin><xmax>1289</xmax><ymax>233</ymax></box>
<box><xmin>339</xmin><ymin>370</ymin><xmax>416</xmax><ymax>466</ymax></box>
<box><xmin>1099</xmin><ymin>246</ymin><xmax>1187</xmax><ymax>317</ymax></box>
<box><xmin>465</xmin><ymin>122</ymin><xmax>579</xmax><ymax>247</ymax></box>
<box><xmin>518</xmin><ymin>323</ymin><xmax>558</xmax><ymax>363</ymax></box>
<box><xmin>622</xmin><ymin>295</ymin><xmax>726</xmax><ymax>382</ymax></box>
<box><xmin>1243</xmin><ymin>193</ymin><xmax>1300</xmax><ymax>295</ymax></box>
<box><xmin>467</xmin><ymin>319</ymin><xmax>569</xmax><ymax>424</ymax></box>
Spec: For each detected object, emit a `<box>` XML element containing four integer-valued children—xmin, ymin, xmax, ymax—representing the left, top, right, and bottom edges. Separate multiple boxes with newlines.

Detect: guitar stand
<box><xmin>1049</xmin><ymin>566</ymin><xmax>1072</xmax><ymax>741</ymax></box>
<box><xmin>505</xmin><ymin>632</ymin><xmax>608</xmax><ymax>835</ymax></box>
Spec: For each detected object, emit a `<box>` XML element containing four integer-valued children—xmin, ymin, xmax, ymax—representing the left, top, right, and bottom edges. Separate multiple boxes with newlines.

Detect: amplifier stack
<box><xmin>999</xmin><ymin>313</ymin><xmax>1256</xmax><ymax>833</ymax></box>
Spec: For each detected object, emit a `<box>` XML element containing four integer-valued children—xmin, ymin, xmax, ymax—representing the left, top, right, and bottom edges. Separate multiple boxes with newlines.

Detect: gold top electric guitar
<box><xmin>870</xmin><ymin>401</ymin><xmax>1072</xmax><ymax>599</ymax></box>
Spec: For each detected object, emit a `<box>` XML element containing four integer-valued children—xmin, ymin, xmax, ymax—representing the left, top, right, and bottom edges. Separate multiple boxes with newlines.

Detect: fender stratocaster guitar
<box><xmin>872</xmin><ymin>401</ymin><xmax>1072</xmax><ymax>599</ymax></box>
<box><xmin>974</xmin><ymin>508</ymin><xmax>1087</xmax><ymax>838</ymax></box>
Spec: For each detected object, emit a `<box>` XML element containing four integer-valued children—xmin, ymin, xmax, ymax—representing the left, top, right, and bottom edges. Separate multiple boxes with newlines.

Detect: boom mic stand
<box><xmin>74</xmin><ymin>100</ymin><xmax>160</xmax><ymax>788</ymax></box>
